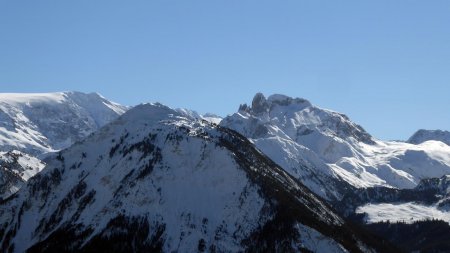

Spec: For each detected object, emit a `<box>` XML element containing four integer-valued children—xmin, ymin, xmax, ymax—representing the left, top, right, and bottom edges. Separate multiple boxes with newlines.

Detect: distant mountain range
<box><xmin>0</xmin><ymin>91</ymin><xmax>449</xmax><ymax>252</ymax></box>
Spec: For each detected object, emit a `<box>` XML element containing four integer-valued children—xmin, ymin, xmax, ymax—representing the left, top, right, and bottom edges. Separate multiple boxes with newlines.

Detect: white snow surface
<box><xmin>356</xmin><ymin>202</ymin><xmax>450</xmax><ymax>224</ymax></box>
<box><xmin>0</xmin><ymin>91</ymin><xmax>127</xmax><ymax>155</ymax></box>
<box><xmin>221</xmin><ymin>93</ymin><xmax>450</xmax><ymax>199</ymax></box>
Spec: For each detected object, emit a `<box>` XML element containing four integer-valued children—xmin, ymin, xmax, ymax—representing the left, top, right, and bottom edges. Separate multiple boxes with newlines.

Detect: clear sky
<box><xmin>1</xmin><ymin>0</ymin><xmax>449</xmax><ymax>140</ymax></box>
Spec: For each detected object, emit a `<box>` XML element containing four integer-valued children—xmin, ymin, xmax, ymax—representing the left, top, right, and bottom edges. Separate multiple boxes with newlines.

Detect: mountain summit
<box><xmin>237</xmin><ymin>93</ymin><xmax>373</xmax><ymax>144</ymax></box>
<box><xmin>408</xmin><ymin>129</ymin><xmax>450</xmax><ymax>146</ymax></box>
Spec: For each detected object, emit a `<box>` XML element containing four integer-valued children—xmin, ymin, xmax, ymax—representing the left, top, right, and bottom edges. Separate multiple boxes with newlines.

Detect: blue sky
<box><xmin>1</xmin><ymin>0</ymin><xmax>449</xmax><ymax>140</ymax></box>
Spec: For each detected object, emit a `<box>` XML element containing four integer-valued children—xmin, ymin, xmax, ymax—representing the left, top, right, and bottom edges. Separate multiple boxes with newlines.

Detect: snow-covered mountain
<box><xmin>221</xmin><ymin>93</ymin><xmax>450</xmax><ymax>200</ymax></box>
<box><xmin>0</xmin><ymin>103</ymin><xmax>394</xmax><ymax>252</ymax></box>
<box><xmin>408</xmin><ymin>129</ymin><xmax>450</xmax><ymax>146</ymax></box>
<box><xmin>0</xmin><ymin>91</ymin><xmax>127</xmax><ymax>155</ymax></box>
<box><xmin>0</xmin><ymin>92</ymin><xmax>127</xmax><ymax>200</ymax></box>
<box><xmin>221</xmin><ymin>93</ymin><xmax>450</xmax><ymax>252</ymax></box>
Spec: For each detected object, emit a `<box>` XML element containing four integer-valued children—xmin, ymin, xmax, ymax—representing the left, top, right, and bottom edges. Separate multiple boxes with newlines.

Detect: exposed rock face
<box><xmin>251</xmin><ymin>92</ymin><xmax>270</xmax><ymax>114</ymax></box>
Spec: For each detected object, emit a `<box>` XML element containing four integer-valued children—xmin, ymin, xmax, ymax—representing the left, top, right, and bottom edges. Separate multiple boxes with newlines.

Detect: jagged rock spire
<box><xmin>251</xmin><ymin>92</ymin><xmax>269</xmax><ymax>114</ymax></box>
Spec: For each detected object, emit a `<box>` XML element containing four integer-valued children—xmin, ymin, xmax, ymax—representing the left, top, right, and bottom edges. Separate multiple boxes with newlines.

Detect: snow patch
<box><xmin>356</xmin><ymin>203</ymin><xmax>450</xmax><ymax>224</ymax></box>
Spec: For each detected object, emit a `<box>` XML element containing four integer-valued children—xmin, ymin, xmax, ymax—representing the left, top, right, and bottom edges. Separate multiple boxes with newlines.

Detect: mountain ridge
<box><xmin>1</xmin><ymin>91</ymin><xmax>449</xmax><ymax>252</ymax></box>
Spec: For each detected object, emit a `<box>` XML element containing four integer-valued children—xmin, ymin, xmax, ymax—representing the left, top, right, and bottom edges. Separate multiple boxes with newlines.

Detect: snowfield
<box><xmin>356</xmin><ymin>202</ymin><xmax>450</xmax><ymax>224</ymax></box>
<box><xmin>331</xmin><ymin>139</ymin><xmax>450</xmax><ymax>189</ymax></box>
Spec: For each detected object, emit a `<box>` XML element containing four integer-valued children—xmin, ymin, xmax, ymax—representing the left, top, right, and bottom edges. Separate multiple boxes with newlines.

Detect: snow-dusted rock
<box><xmin>0</xmin><ymin>150</ymin><xmax>46</xmax><ymax>200</ymax></box>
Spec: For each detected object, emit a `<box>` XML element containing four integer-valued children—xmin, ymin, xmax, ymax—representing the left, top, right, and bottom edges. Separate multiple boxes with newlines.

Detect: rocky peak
<box><xmin>251</xmin><ymin>92</ymin><xmax>269</xmax><ymax>114</ymax></box>
<box><xmin>408</xmin><ymin>129</ymin><xmax>450</xmax><ymax>146</ymax></box>
<box><xmin>239</xmin><ymin>93</ymin><xmax>312</xmax><ymax>115</ymax></box>
<box><xmin>267</xmin><ymin>94</ymin><xmax>312</xmax><ymax>107</ymax></box>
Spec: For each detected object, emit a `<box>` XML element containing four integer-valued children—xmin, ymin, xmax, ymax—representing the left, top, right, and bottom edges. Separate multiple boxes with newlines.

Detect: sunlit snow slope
<box><xmin>0</xmin><ymin>91</ymin><xmax>127</xmax><ymax>155</ymax></box>
<box><xmin>356</xmin><ymin>203</ymin><xmax>450</xmax><ymax>224</ymax></box>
